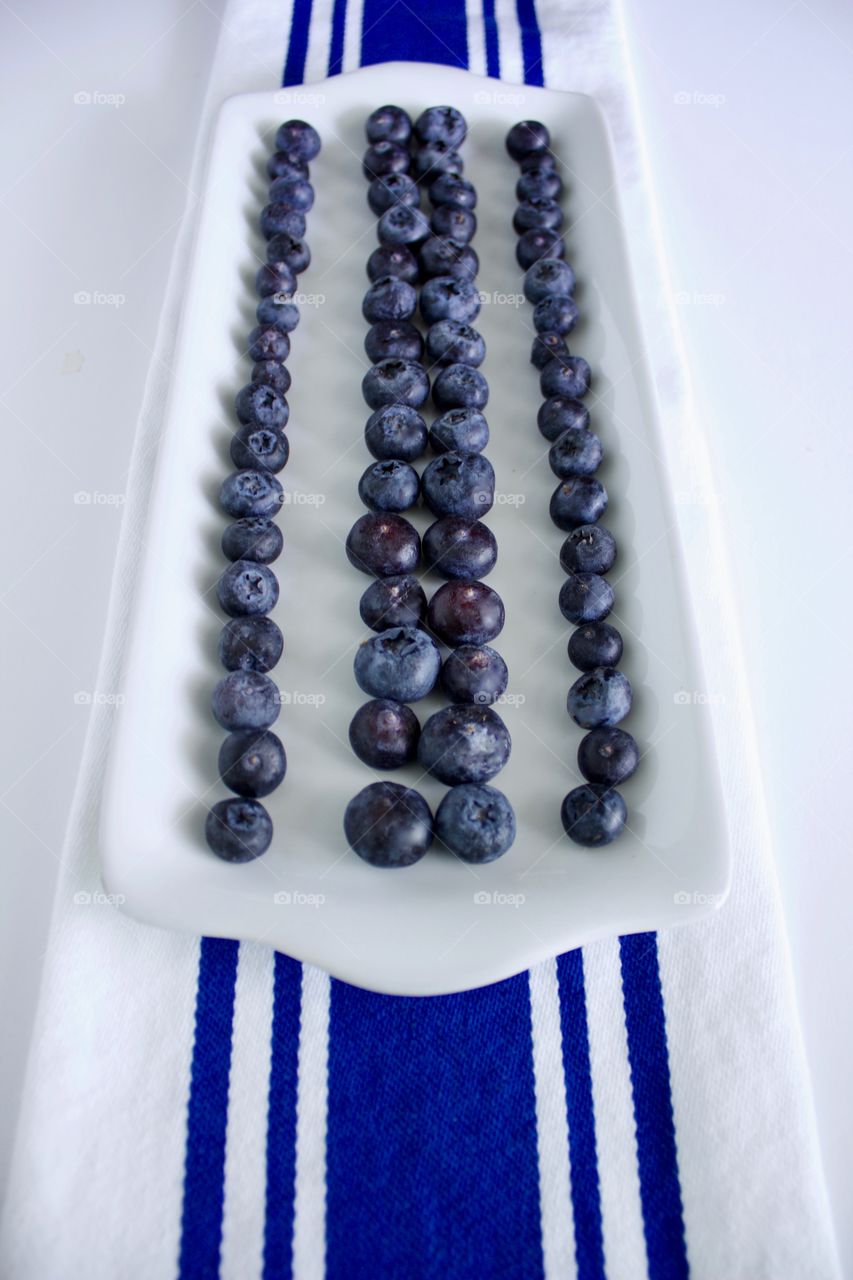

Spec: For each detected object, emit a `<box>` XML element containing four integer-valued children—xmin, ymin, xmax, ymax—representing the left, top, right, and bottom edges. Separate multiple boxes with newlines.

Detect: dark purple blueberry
<box><xmin>256</xmin><ymin>294</ymin><xmax>300</xmax><ymax>332</ymax></box>
<box><xmin>541</xmin><ymin>354</ymin><xmax>592</xmax><ymax>400</ymax></box>
<box><xmin>568</xmin><ymin>667</ymin><xmax>632</xmax><ymax>729</ymax></box>
<box><xmin>367</xmin><ymin>172</ymin><xmax>419</xmax><ymax>216</ymax></box>
<box><xmin>362</xmin><ymin>359</ymin><xmax>430</xmax><ymax>410</ymax></box>
<box><xmin>558</xmin><ymin>572</ymin><xmax>614</xmax><ymax>624</ymax></box>
<box><xmin>344</xmin><ymin>781</ymin><xmax>433</xmax><ymax>868</ymax></box>
<box><xmin>533</xmin><ymin>293</ymin><xmax>578</xmax><ymax>335</ymax></box>
<box><xmin>531</xmin><ymin>331</ymin><xmax>569</xmax><ymax>370</ymax></box>
<box><xmin>517</xmin><ymin>169</ymin><xmax>562</xmax><ymax>203</ymax></box>
<box><xmin>266</xmin><ymin>151</ymin><xmax>308</xmax><ymax>181</ymax></box>
<box><xmin>432</xmin><ymin>363</ymin><xmax>489</xmax><ymax>411</ymax></box>
<box><xmin>359</xmin><ymin>574</ymin><xmax>427</xmax><ymax>631</ymax></box>
<box><xmin>353</xmin><ymin>626</ymin><xmax>441</xmax><ymax>701</ymax></box>
<box><xmin>365</xmin><ymin>105</ymin><xmax>412</xmax><ymax>146</ymax></box>
<box><xmin>420</xmin><ymin>276</ymin><xmax>481</xmax><ymax>325</ymax></box>
<box><xmin>525</xmin><ymin>258</ymin><xmax>575</xmax><ymax>303</ymax></box>
<box><xmin>230</xmin><ymin>426</ymin><xmax>289</xmax><ymax>474</ymax></box>
<box><xmin>513</xmin><ymin>198</ymin><xmax>563</xmax><ymax>235</ymax></box>
<box><xmin>211</xmin><ymin>670</ymin><xmax>280</xmax><ymax>731</ymax></box>
<box><xmin>259</xmin><ymin>203</ymin><xmax>306</xmax><ymax>241</ymax></box>
<box><xmin>426</xmin><ymin>321</ymin><xmax>485</xmax><ymax>368</ymax></box>
<box><xmin>216</xmin><ymin>560</ymin><xmax>279</xmax><ymax>617</ymax></box>
<box><xmin>520</xmin><ymin>151</ymin><xmax>558</xmax><ymax>175</ymax></box>
<box><xmin>413</xmin><ymin>142</ymin><xmax>464</xmax><ymax>185</ymax></box>
<box><xmin>235</xmin><ymin>382</ymin><xmax>290</xmax><ymax>428</ymax></box>
<box><xmin>538</xmin><ymin>395</ymin><xmax>589</xmax><ymax>441</ymax></box>
<box><xmin>377</xmin><ymin>204</ymin><xmax>431</xmax><ymax>246</ymax></box>
<box><xmin>266</xmin><ymin>233</ymin><xmax>310</xmax><ymax>274</ymax></box>
<box><xmin>419</xmin><ymin>237</ymin><xmax>479</xmax><ymax>281</ymax></box>
<box><xmin>561</xmin><ymin>785</ymin><xmax>626</xmax><ymax>847</ymax></box>
<box><xmin>219</xmin><ymin>729</ymin><xmax>286</xmax><ymax>797</ymax></box>
<box><xmin>364</xmin><ymin>405</ymin><xmax>428</xmax><ymax>461</ymax></box>
<box><xmin>429</xmin><ymin>174</ymin><xmax>477</xmax><ymax>209</ymax></box>
<box><xmin>274</xmin><ymin>119</ymin><xmax>321</xmax><ymax>161</ymax></box>
<box><xmin>569</xmin><ymin>621</ymin><xmax>623</xmax><ymax>672</ymax></box>
<box><xmin>358</xmin><ymin>458</ymin><xmax>420</xmax><ymax>512</ymax></box>
<box><xmin>559</xmin><ymin>524</ymin><xmax>616</xmax><ymax>574</ymax></box>
<box><xmin>362</xmin><ymin>276</ymin><xmax>417</xmax><ymax>323</ymax></box>
<box><xmin>367</xmin><ymin>243</ymin><xmax>420</xmax><ymax>284</ymax></box>
<box><xmin>517</xmin><ymin>229</ymin><xmax>564</xmax><ymax>269</ymax></box>
<box><xmin>345</xmin><ymin>512</ymin><xmax>421</xmax><ymax>577</ymax></box>
<box><xmin>423</xmin><ymin>516</ymin><xmax>497</xmax><ymax>579</ymax></box>
<box><xmin>431</xmin><ymin>205</ymin><xmax>476</xmax><ymax>243</ymax></box>
<box><xmin>363</xmin><ymin>140</ymin><xmax>410</xmax><ymax>181</ymax></box>
<box><xmin>256</xmin><ymin>260</ymin><xmax>297</xmax><ymax>298</ymax></box>
<box><xmin>267</xmin><ymin>177</ymin><xmax>315</xmax><ymax>211</ymax></box>
<box><xmin>578</xmin><ymin>727</ymin><xmax>639</xmax><ymax>786</ymax></box>
<box><xmin>422</xmin><ymin>451</ymin><xmax>494</xmax><ymax>521</ymax></box>
<box><xmin>427</xmin><ymin>579</ymin><xmax>504</xmax><ymax>647</ymax></box>
<box><xmin>219</xmin><ymin>471</ymin><xmax>284</xmax><ymax>520</ymax></box>
<box><xmin>551</xmin><ymin>477</ymin><xmax>607</xmax><ymax>532</ymax></box>
<box><xmin>219</xmin><ymin>616</ymin><xmax>283</xmax><ymax>673</ymax></box>
<box><xmin>251</xmin><ymin>361</ymin><xmax>291</xmax><ymax>396</ymax></box>
<box><xmin>417</xmin><ymin>705</ymin><xmax>511</xmax><ymax>785</ymax></box>
<box><xmin>348</xmin><ymin>699</ymin><xmax>420</xmax><ymax>769</ymax></box>
<box><xmin>221</xmin><ymin>518</ymin><xmax>283</xmax><ymax>565</ymax></box>
<box><xmin>414</xmin><ymin>106</ymin><xmax>467</xmax><ymax>148</ymax></box>
<box><xmin>506</xmin><ymin>119</ymin><xmax>551</xmax><ymax>161</ymax></box>
<box><xmin>441</xmin><ymin>644</ymin><xmax>508</xmax><ymax>705</ymax></box>
<box><xmin>429</xmin><ymin>407</ymin><xmax>489</xmax><ymax>455</ymax></box>
<box><xmin>549</xmin><ymin>430</ymin><xmax>603</xmax><ymax>479</ymax></box>
<box><xmin>205</xmin><ymin>798</ymin><xmax>272</xmax><ymax>862</ymax></box>
<box><xmin>435</xmin><ymin>783</ymin><xmax>516</xmax><ymax>862</ymax></box>
<box><xmin>247</xmin><ymin>324</ymin><xmax>290</xmax><ymax>363</ymax></box>
<box><xmin>365</xmin><ymin>320</ymin><xmax>423</xmax><ymax>363</ymax></box>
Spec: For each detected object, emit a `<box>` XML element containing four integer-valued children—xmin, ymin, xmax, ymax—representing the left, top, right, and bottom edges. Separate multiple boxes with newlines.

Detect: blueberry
<box><xmin>413</xmin><ymin>143</ymin><xmax>464</xmax><ymax>185</ymax></box>
<box><xmin>219</xmin><ymin>616</ymin><xmax>283</xmax><ymax>672</ymax></box>
<box><xmin>427</xmin><ymin>579</ymin><xmax>504</xmax><ymax>647</ymax></box>
<box><xmin>367</xmin><ymin>244</ymin><xmax>420</xmax><ymax>284</ymax></box>
<box><xmin>359</xmin><ymin>574</ymin><xmax>427</xmax><ymax>631</ymax></box>
<box><xmin>432</xmin><ymin>363</ymin><xmax>489</xmax><ymax>411</ymax></box>
<box><xmin>531</xmin><ymin>331</ymin><xmax>569</xmax><ymax>370</ymax></box>
<box><xmin>561</xmin><ymin>784</ymin><xmax>627</xmax><ymax>847</ymax></box>
<box><xmin>559</xmin><ymin>524</ymin><xmax>616</xmax><ymax>573</ymax></box>
<box><xmin>236</xmin><ymin>382</ymin><xmax>290</xmax><ymax>428</ymax></box>
<box><xmin>367</xmin><ymin>172</ymin><xmax>420</xmax><ymax>217</ymax></box>
<box><xmin>516</xmin><ymin>170</ymin><xmax>562</xmax><ymax>203</ymax></box>
<box><xmin>541</xmin><ymin>354</ymin><xmax>591</xmax><ymax>399</ymax></box>
<box><xmin>205</xmin><ymin>798</ymin><xmax>272</xmax><ymax>862</ymax></box>
<box><xmin>345</xmin><ymin>512</ymin><xmax>421</xmax><ymax>576</ymax></box>
<box><xmin>349</xmin><ymin>698</ymin><xmax>420</xmax><ymax>769</ymax></box>
<box><xmin>256</xmin><ymin>294</ymin><xmax>300</xmax><ymax>332</ymax></box>
<box><xmin>362</xmin><ymin>359</ymin><xmax>430</xmax><ymax>410</ymax></box>
<box><xmin>538</xmin><ymin>395</ymin><xmax>589</xmax><ymax>441</ymax></box>
<box><xmin>353</xmin><ymin>626</ymin><xmax>441</xmax><ymax>701</ymax></box>
<box><xmin>266</xmin><ymin>153</ymin><xmax>309</xmax><ymax>183</ymax></box>
<box><xmin>358</xmin><ymin>458</ymin><xmax>420</xmax><ymax>512</ymax></box>
<box><xmin>377</xmin><ymin>204</ymin><xmax>431</xmax><ymax>246</ymax></box>
<box><xmin>266</xmin><ymin>233</ymin><xmax>310</xmax><ymax>274</ymax></box>
<box><xmin>219</xmin><ymin>470</ymin><xmax>284</xmax><ymax>520</ymax></box>
<box><xmin>247</xmin><ymin>324</ymin><xmax>291</xmax><ymax>363</ymax></box>
<box><xmin>418</xmin><ymin>705</ymin><xmax>511</xmax><ymax>785</ymax></box>
<box><xmin>435</xmin><ymin>783</ymin><xmax>516</xmax><ymax>862</ymax></box>
<box><xmin>212</xmin><ymin>670</ymin><xmax>280</xmax><ymax>731</ymax></box>
<box><xmin>251</xmin><ymin>362</ymin><xmax>291</xmax><ymax>396</ymax></box>
<box><xmin>344</xmin><ymin>781</ymin><xmax>433</xmax><ymax>868</ymax></box>
<box><xmin>513</xmin><ymin>198</ymin><xmax>563</xmax><ymax>234</ymax></box>
<box><xmin>441</xmin><ymin>644</ymin><xmax>508</xmax><ymax>705</ymax></box>
<box><xmin>217</xmin><ymin>560</ymin><xmax>279</xmax><ymax>617</ymax></box>
<box><xmin>550</xmin><ymin>478</ymin><xmax>607</xmax><ymax>531</ymax></box>
<box><xmin>431</xmin><ymin>205</ymin><xmax>477</xmax><ymax>243</ymax></box>
<box><xmin>419</xmin><ymin>237</ymin><xmax>479</xmax><ymax>281</ymax></box>
<box><xmin>578</xmin><ymin>727</ymin><xmax>639</xmax><ymax>786</ymax></box>
<box><xmin>230</xmin><ymin>426</ymin><xmax>289</xmax><ymax>474</ymax></box>
<box><xmin>362</xmin><ymin>276</ymin><xmax>417</xmax><ymax>322</ymax></box>
<box><xmin>519</xmin><ymin>151</ymin><xmax>558</xmax><ymax>175</ymax></box>
<box><xmin>506</xmin><ymin>119</ymin><xmax>551</xmax><ymax>161</ymax></box>
<box><xmin>221</xmin><ymin>517</ymin><xmax>283</xmax><ymax>564</ymax></box>
<box><xmin>524</xmin><ymin>258</ymin><xmax>575</xmax><ymax>303</ymax></box>
<box><xmin>549</xmin><ymin>431</ymin><xmax>603</xmax><ymax>480</ymax></box>
<box><xmin>219</xmin><ymin>729</ymin><xmax>286</xmax><ymax>797</ymax></box>
<box><xmin>423</xmin><ymin>516</ymin><xmax>497</xmax><ymax>579</ymax></box>
<box><xmin>420</xmin><ymin>276</ymin><xmax>481</xmax><ymax>325</ymax></box>
<box><xmin>365</xmin><ymin>320</ymin><xmax>424</xmax><ymax>363</ymax></box>
<box><xmin>517</xmin><ymin>229</ymin><xmax>564</xmax><ymax>269</ymax></box>
<box><xmin>267</xmin><ymin>178</ymin><xmax>314</xmax><ymax>212</ymax></box>
<box><xmin>365</xmin><ymin>105</ymin><xmax>412</xmax><ymax>145</ymax></box>
<box><xmin>429</xmin><ymin>407</ymin><xmax>489</xmax><ymax>454</ymax></box>
<box><xmin>558</xmin><ymin>572</ymin><xmax>614</xmax><ymax>623</ymax></box>
<box><xmin>414</xmin><ymin>106</ymin><xmax>467</xmax><ymax>148</ymax></box>
<box><xmin>533</xmin><ymin>293</ymin><xmax>579</xmax><ymax>335</ymax></box>
<box><xmin>568</xmin><ymin>621</ymin><xmax>623</xmax><ymax>672</ymax></box>
<box><xmin>363</xmin><ymin>141</ymin><xmax>410</xmax><ymax>181</ymax></box>
<box><xmin>568</xmin><ymin>667</ymin><xmax>632</xmax><ymax>729</ymax></box>
<box><xmin>274</xmin><ymin>119</ymin><xmax>321</xmax><ymax>161</ymax></box>
<box><xmin>256</xmin><ymin>261</ymin><xmax>297</xmax><ymax>298</ymax></box>
<box><xmin>260</xmin><ymin>203</ymin><xmax>306</xmax><ymax>241</ymax></box>
<box><xmin>364</xmin><ymin>405</ymin><xmax>428</xmax><ymax>460</ymax></box>
<box><xmin>429</xmin><ymin>174</ymin><xmax>477</xmax><ymax>210</ymax></box>
<box><xmin>422</xmin><ymin>451</ymin><xmax>494</xmax><ymax>521</ymax></box>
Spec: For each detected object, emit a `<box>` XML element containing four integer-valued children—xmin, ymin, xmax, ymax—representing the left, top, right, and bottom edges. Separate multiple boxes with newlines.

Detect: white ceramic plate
<box><xmin>100</xmin><ymin>63</ymin><xmax>731</xmax><ymax>996</ymax></box>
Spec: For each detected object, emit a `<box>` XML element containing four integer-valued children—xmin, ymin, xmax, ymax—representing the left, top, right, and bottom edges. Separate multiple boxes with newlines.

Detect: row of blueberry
<box><xmin>341</xmin><ymin>105</ymin><xmax>516</xmax><ymax>869</ymax></box>
<box><xmin>506</xmin><ymin>120</ymin><xmax>639</xmax><ymax>847</ymax></box>
<box><xmin>203</xmin><ymin>120</ymin><xmax>321</xmax><ymax>863</ymax></box>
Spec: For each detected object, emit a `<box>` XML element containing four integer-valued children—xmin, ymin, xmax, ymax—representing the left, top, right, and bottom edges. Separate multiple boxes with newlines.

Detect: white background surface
<box><xmin>0</xmin><ymin>0</ymin><xmax>850</xmax><ymax>1267</ymax></box>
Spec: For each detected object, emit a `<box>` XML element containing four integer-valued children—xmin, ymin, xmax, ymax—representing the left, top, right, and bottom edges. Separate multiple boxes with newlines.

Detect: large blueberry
<box><xmin>219</xmin><ymin>470</ymin><xmax>283</xmax><ymax>520</ymax></box>
<box><xmin>205</xmin><ymin>798</ymin><xmax>272</xmax><ymax>862</ymax></box>
<box><xmin>417</xmin><ymin>705</ymin><xmax>511</xmax><ymax>785</ymax></box>
<box><xmin>561</xmin><ymin>784</ymin><xmax>627</xmax><ymax>847</ymax></box>
<box><xmin>517</xmin><ymin>229</ymin><xmax>564</xmax><ymax>269</ymax></box>
<box><xmin>513</xmin><ymin>198</ymin><xmax>563</xmax><ymax>234</ymax></box>
<box><xmin>377</xmin><ymin>204</ymin><xmax>431</xmax><ymax>246</ymax></box>
<box><xmin>441</xmin><ymin>644</ymin><xmax>508</xmax><ymax>705</ymax></box>
<box><xmin>267</xmin><ymin>177</ymin><xmax>315</xmax><ymax>212</ymax></box>
<box><xmin>221</xmin><ymin>518</ymin><xmax>283</xmax><ymax>564</ymax></box>
<box><xmin>362</xmin><ymin>359</ymin><xmax>430</xmax><ymax>410</ymax></box>
<box><xmin>516</xmin><ymin>169</ymin><xmax>563</xmax><ymax>203</ymax></box>
<box><xmin>419</xmin><ymin>237</ymin><xmax>479</xmax><ymax>281</ymax></box>
<box><xmin>362</xmin><ymin>276</ymin><xmax>417</xmax><ymax>323</ymax></box>
<box><xmin>431</xmin><ymin>205</ymin><xmax>477</xmax><ymax>243</ymax></box>
<box><xmin>247</xmin><ymin>324</ymin><xmax>290</xmax><ymax>363</ymax></box>
<box><xmin>348</xmin><ymin>699</ymin><xmax>420</xmax><ymax>770</ymax></box>
<box><xmin>274</xmin><ymin>119</ymin><xmax>321</xmax><ymax>161</ymax></box>
<box><xmin>217</xmin><ymin>560</ymin><xmax>279</xmax><ymax>617</ymax></box>
<box><xmin>364</xmin><ymin>404</ymin><xmax>428</xmax><ymax>460</ymax></box>
<box><xmin>344</xmin><ymin>781</ymin><xmax>433</xmax><ymax>868</ymax></box>
<box><xmin>559</xmin><ymin>524</ymin><xmax>616</xmax><ymax>574</ymax></box>
<box><xmin>235</xmin><ymin>383</ymin><xmax>289</xmax><ymax>428</ymax></box>
<box><xmin>346</xmin><ymin>512</ymin><xmax>421</xmax><ymax>577</ymax></box>
<box><xmin>578</xmin><ymin>727</ymin><xmax>639</xmax><ymax>786</ymax></box>
<box><xmin>365</xmin><ymin>105</ymin><xmax>412</xmax><ymax>146</ymax></box>
<box><xmin>219</xmin><ymin>616</ymin><xmax>283</xmax><ymax>673</ymax></box>
<box><xmin>432</xmin><ymin>364</ymin><xmax>489</xmax><ymax>411</ymax></box>
<box><xmin>531</xmin><ymin>331</ymin><xmax>569</xmax><ymax>370</ymax></box>
<box><xmin>367</xmin><ymin>172</ymin><xmax>420</xmax><ymax>216</ymax></box>
<box><xmin>558</xmin><ymin>572</ymin><xmax>614</xmax><ymax>624</ymax></box>
<box><xmin>541</xmin><ymin>354</ymin><xmax>591</xmax><ymax>399</ymax></box>
<box><xmin>550</xmin><ymin>477</ymin><xmax>607</xmax><ymax>530</ymax></box>
<box><xmin>427</xmin><ymin>579</ymin><xmax>505</xmax><ymax>647</ymax></box>
<box><xmin>420</xmin><ymin>276</ymin><xmax>481</xmax><ymax>325</ymax></box>
<box><xmin>413</xmin><ymin>144</ymin><xmax>464</xmax><ymax>185</ymax></box>
<box><xmin>219</xmin><ymin>729</ymin><xmax>286</xmax><ymax>797</ymax></box>
<box><xmin>429</xmin><ymin>174</ymin><xmax>477</xmax><ymax>209</ymax></box>
<box><xmin>358</xmin><ymin>458</ymin><xmax>420</xmax><ymax>512</ymax></box>
<box><xmin>568</xmin><ymin>667</ymin><xmax>633</xmax><ymax>729</ymax></box>
<box><xmin>505</xmin><ymin>119</ymin><xmax>551</xmax><ymax>161</ymax></box>
<box><xmin>549</xmin><ymin>430</ymin><xmax>603</xmax><ymax>479</ymax></box>
<box><xmin>363</xmin><ymin>141</ymin><xmax>410</xmax><ymax>181</ymax></box>
<box><xmin>353</xmin><ymin>626</ymin><xmax>441</xmax><ymax>701</ymax></box>
<box><xmin>212</xmin><ymin>670</ymin><xmax>280</xmax><ymax>731</ymax></box>
<box><xmin>414</xmin><ymin>106</ymin><xmax>467</xmax><ymax>148</ymax></box>
<box><xmin>519</xmin><ymin>150</ymin><xmax>557</xmax><ymax>175</ymax></box>
<box><xmin>266</xmin><ymin>233</ymin><xmax>310</xmax><ymax>274</ymax></box>
<box><xmin>423</xmin><ymin>516</ymin><xmax>497</xmax><ymax>579</ymax></box>
<box><xmin>426</xmin><ymin>320</ymin><xmax>485</xmax><ymax>368</ymax></box>
<box><xmin>251</xmin><ymin>361</ymin><xmax>291</xmax><ymax>395</ymax></box>
<box><xmin>266</xmin><ymin>153</ymin><xmax>308</xmax><ymax>183</ymax></box>
<box><xmin>367</xmin><ymin>244</ymin><xmax>420</xmax><ymax>283</ymax></box>
<box><xmin>568</xmin><ymin>621</ymin><xmax>623</xmax><ymax>672</ymax></box>
<box><xmin>365</xmin><ymin>320</ymin><xmax>424</xmax><ymax>363</ymax></box>
<box><xmin>429</xmin><ymin>407</ymin><xmax>489</xmax><ymax>455</ymax></box>
<box><xmin>422</xmin><ymin>451</ymin><xmax>494</xmax><ymax>521</ymax></box>
<box><xmin>524</xmin><ymin>258</ymin><xmax>576</xmax><ymax>303</ymax></box>
<box><xmin>533</xmin><ymin>293</ymin><xmax>579</xmax><ymax>335</ymax></box>
<box><xmin>256</xmin><ymin>261</ymin><xmax>297</xmax><ymax>298</ymax></box>
<box><xmin>256</xmin><ymin>294</ymin><xmax>300</xmax><ymax>332</ymax></box>
<box><xmin>537</xmin><ymin>395</ymin><xmax>589</xmax><ymax>441</ymax></box>
<box><xmin>359</xmin><ymin>574</ymin><xmax>427</xmax><ymax>631</ymax></box>
<box><xmin>260</xmin><ymin>203</ymin><xmax>306</xmax><ymax>241</ymax></box>
<box><xmin>230</xmin><ymin>426</ymin><xmax>289</xmax><ymax>474</ymax></box>
<box><xmin>435</xmin><ymin>783</ymin><xmax>516</xmax><ymax>863</ymax></box>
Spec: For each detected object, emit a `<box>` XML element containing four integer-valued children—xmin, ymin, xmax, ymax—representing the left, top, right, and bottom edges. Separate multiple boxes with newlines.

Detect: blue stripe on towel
<box><xmin>263</xmin><ymin>953</ymin><xmax>303</xmax><ymax>1280</ymax></box>
<box><xmin>482</xmin><ymin>0</ymin><xmax>501</xmax><ymax>79</ymax></box>
<box><xmin>556</xmin><ymin>950</ymin><xmax>606</xmax><ymax>1280</ymax></box>
<box><xmin>178</xmin><ymin>938</ymin><xmax>240</xmax><ymax>1280</ymax></box>
<box><xmin>325</xmin><ymin>976</ymin><xmax>545</xmax><ymax>1280</ymax></box>
<box><xmin>328</xmin><ymin>0</ymin><xmax>347</xmax><ymax>75</ymax></box>
<box><xmin>620</xmin><ymin>933</ymin><xmax>689</xmax><ymax>1280</ymax></box>
<box><xmin>283</xmin><ymin>0</ymin><xmax>315</xmax><ymax>86</ymax></box>
<box><xmin>360</xmin><ymin>0</ymin><xmax>468</xmax><ymax>67</ymax></box>
<box><xmin>515</xmin><ymin>0</ymin><xmax>543</xmax><ymax>85</ymax></box>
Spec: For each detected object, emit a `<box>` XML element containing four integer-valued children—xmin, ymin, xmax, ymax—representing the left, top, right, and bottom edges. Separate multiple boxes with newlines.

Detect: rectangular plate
<box><xmin>100</xmin><ymin>63</ymin><xmax>731</xmax><ymax>996</ymax></box>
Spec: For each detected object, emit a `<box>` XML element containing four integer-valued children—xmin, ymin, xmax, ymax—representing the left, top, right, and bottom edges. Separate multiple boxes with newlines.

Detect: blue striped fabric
<box><xmin>176</xmin><ymin>4</ymin><xmax>690</xmax><ymax>1276</ymax></box>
